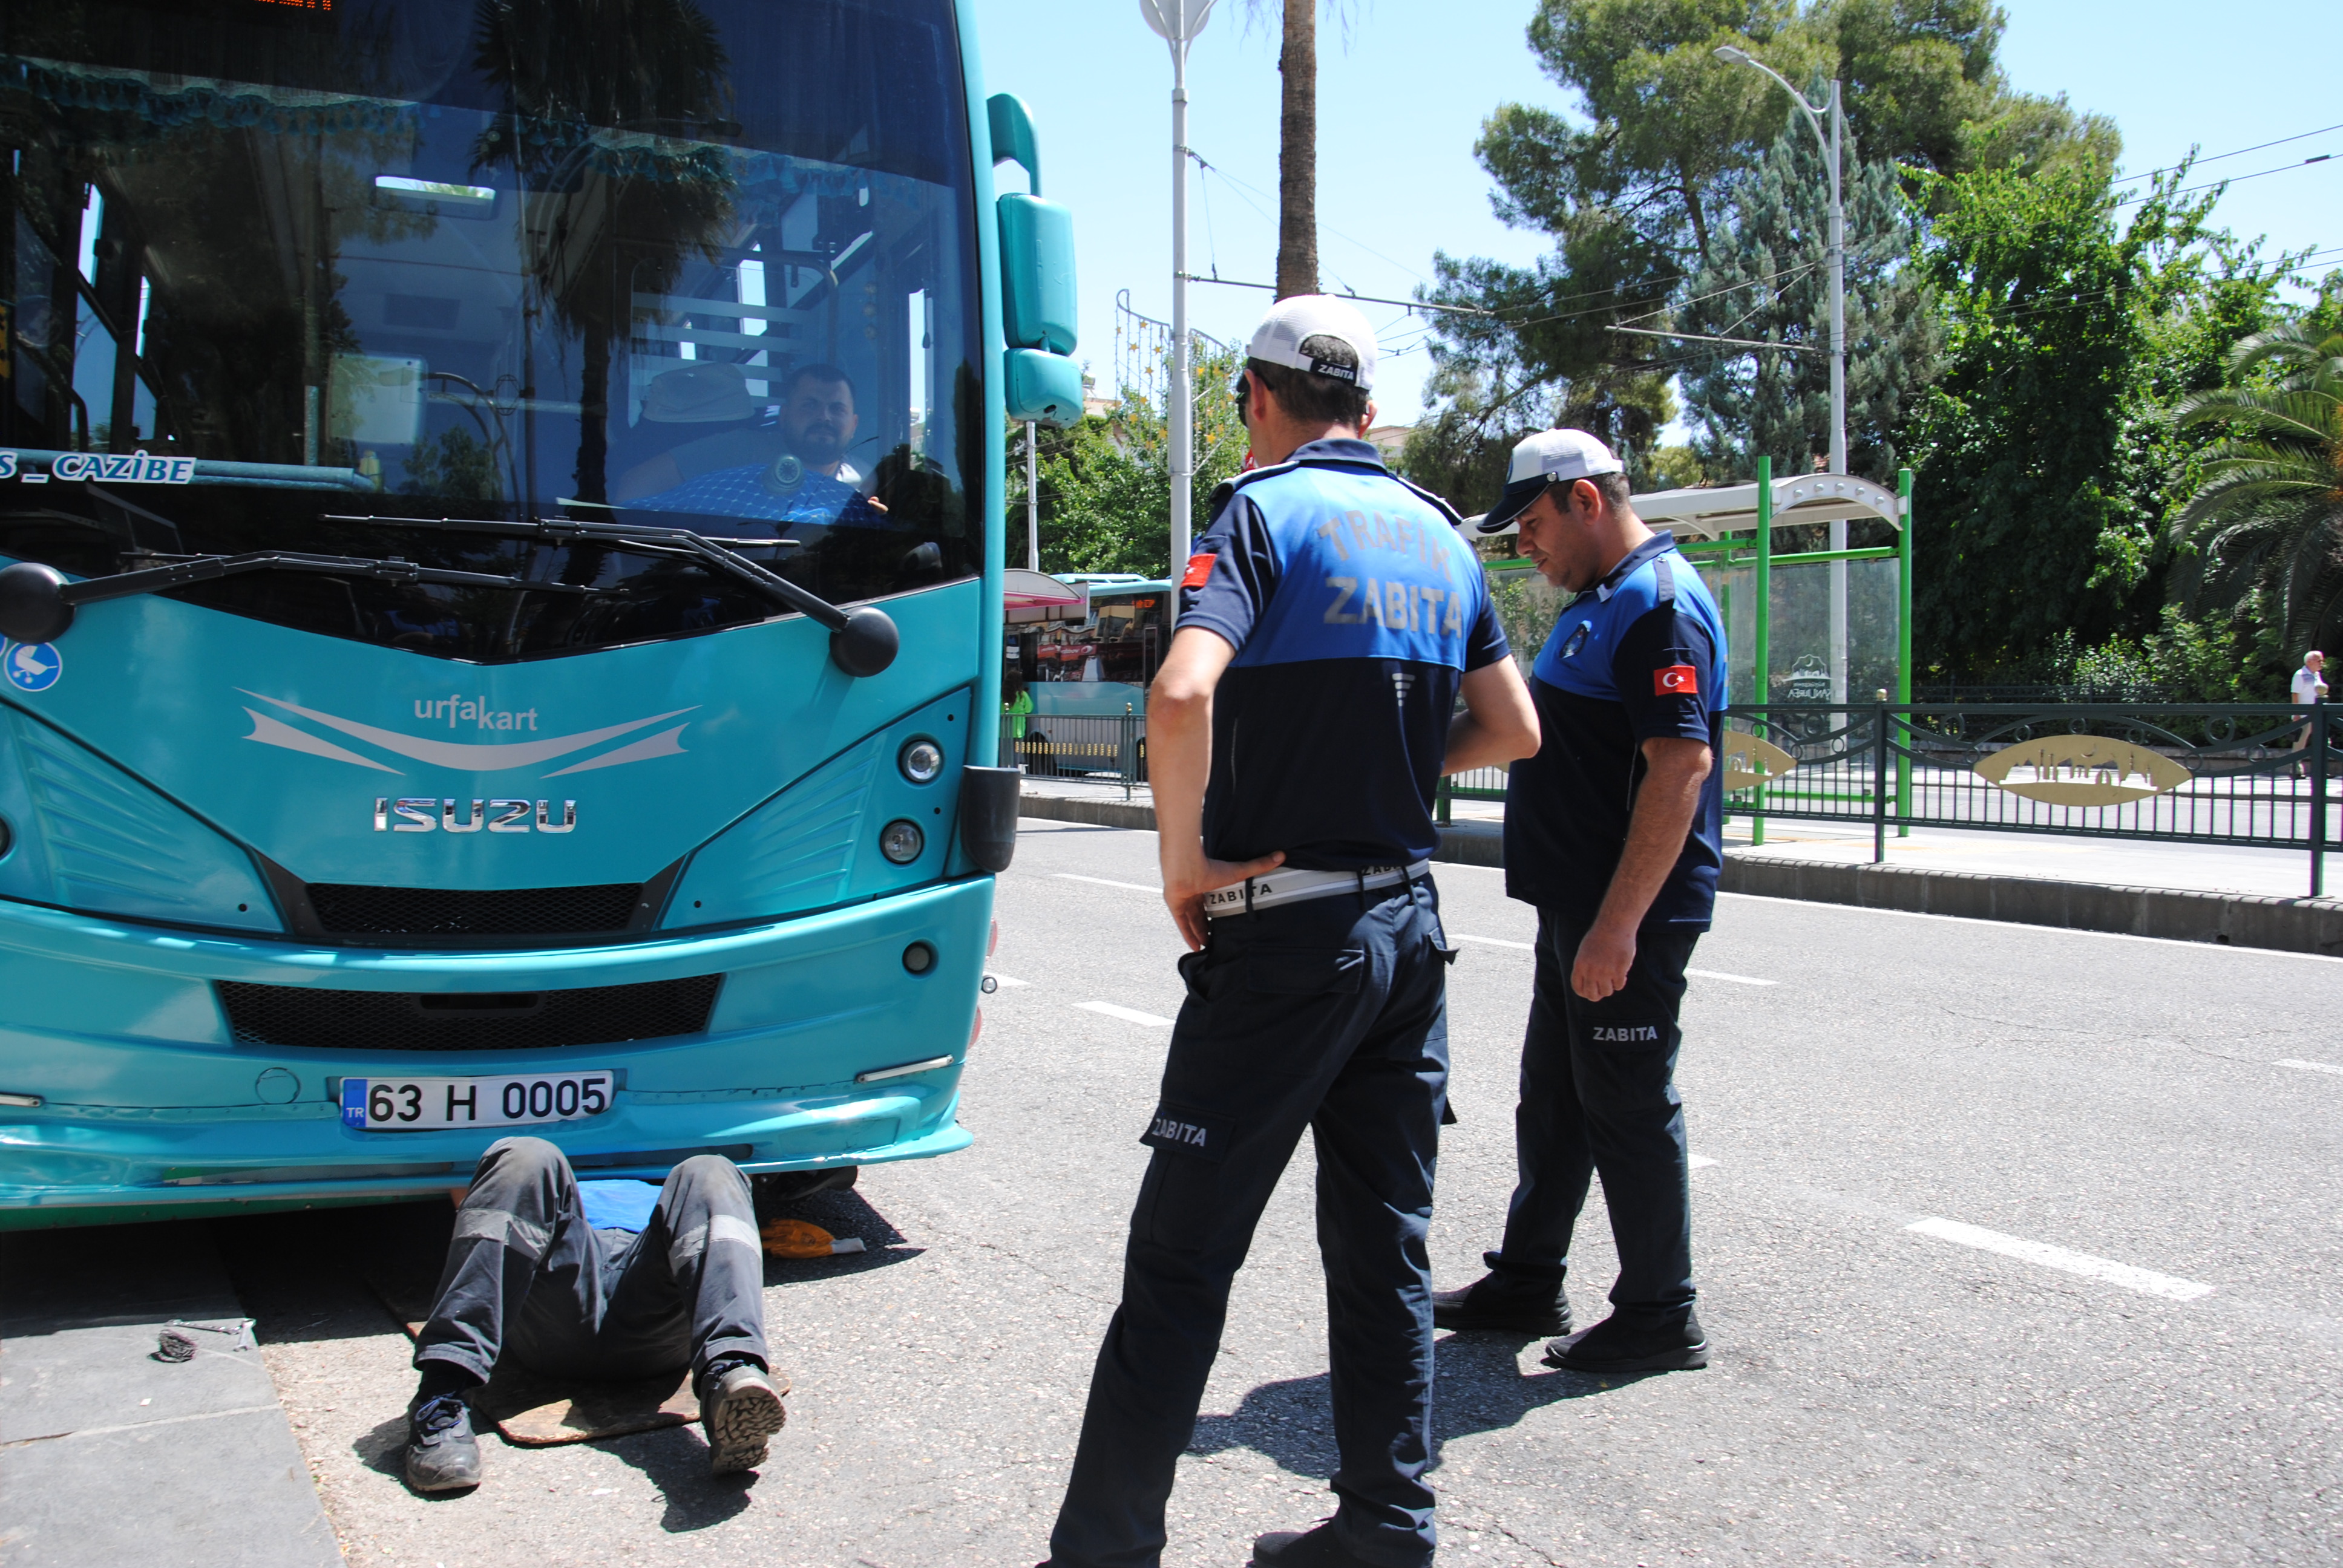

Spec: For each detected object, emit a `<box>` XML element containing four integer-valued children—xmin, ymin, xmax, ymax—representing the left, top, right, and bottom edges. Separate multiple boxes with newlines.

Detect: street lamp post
<box><xmin>1024</xmin><ymin>421</ymin><xmax>1040</xmax><ymax>571</ymax></box>
<box><xmin>1142</xmin><ymin>0</ymin><xmax>1217</xmax><ymax>621</ymax></box>
<box><xmin>1715</xmin><ymin>45</ymin><xmax>1848</xmax><ymax>705</ymax></box>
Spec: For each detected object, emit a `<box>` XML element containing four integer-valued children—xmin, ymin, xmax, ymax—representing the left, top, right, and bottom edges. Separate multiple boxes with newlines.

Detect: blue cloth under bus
<box><xmin>578</xmin><ymin>1178</ymin><xmax>662</xmax><ymax>1233</ymax></box>
<box><xmin>1176</xmin><ymin>437</ymin><xmax>1509</xmax><ymax>871</ymax></box>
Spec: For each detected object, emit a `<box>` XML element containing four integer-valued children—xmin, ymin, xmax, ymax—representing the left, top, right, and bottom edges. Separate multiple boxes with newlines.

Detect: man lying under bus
<box><xmin>401</xmin><ymin>1137</ymin><xmax>787</xmax><ymax>1494</ymax></box>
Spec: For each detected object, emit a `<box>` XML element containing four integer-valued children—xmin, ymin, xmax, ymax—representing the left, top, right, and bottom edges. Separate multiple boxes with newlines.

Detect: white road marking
<box><xmin>987</xmin><ymin>973</ymin><xmax>1032</xmax><ymax>988</ymax></box>
<box><xmin>1450</xmin><ymin>933</ymin><xmax>1533</xmax><ymax>950</ymax></box>
<box><xmin>1686</xmin><ymin>968</ymin><xmax>1777</xmax><ymax>986</ymax></box>
<box><xmin>2277</xmin><ymin>1059</ymin><xmax>2343</xmax><ymax>1076</ymax></box>
<box><xmin>1905</xmin><ymin>1217</ymin><xmax>2214</xmax><ymax>1302</ymax></box>
<box><xmin>1054</xmin><ymin>874</ymin><xmax>1161</xmax><ymax>893</ymax></box>
<box><xmin>1078</xmin><ymin>1001</ymin><xmax>1176</xmax><ymax>1027</ymax></box>
<box><xmin>1689</xmin><ymin>1154</ymin><xmax>1717</xmax><ymax>1169</ymax></box>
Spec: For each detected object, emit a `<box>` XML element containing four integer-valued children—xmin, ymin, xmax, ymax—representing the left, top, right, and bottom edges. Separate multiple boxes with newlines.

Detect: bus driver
<box><xmin>615</xmin><ymin>362</ymin><xmax>881</xmax><ymax>526</ymax></box>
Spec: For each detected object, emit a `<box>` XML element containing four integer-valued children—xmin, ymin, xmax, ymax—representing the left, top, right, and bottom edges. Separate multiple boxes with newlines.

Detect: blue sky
<box><xmin>965</xmin><ymin>0</ymin><xmax>2343</xmax><ymax>426</ymax></box>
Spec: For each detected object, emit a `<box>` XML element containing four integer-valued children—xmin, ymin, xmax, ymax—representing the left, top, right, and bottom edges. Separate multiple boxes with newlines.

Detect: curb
<box><xmin>1719</xmin><ymin>854</ymin><xmax>2343</xmax><ymax>957</ymax></box>
<box><xmin>1019</xmin><ymin>792</ymin><xmax>2343</xmax><ymax>957</ymax></box>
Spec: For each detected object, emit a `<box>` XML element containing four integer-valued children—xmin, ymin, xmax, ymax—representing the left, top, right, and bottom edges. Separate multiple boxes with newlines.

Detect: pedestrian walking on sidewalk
<box><xmin>1432</xmin><ymin>428</ymin><xmax>1726</xmax><ymax>1377</ymax></box>
<box><xmin>2292</xmin><ymin>650</ymin><xmax>2327</xmax><ymax>777</ymax></box>
<box><xmin>1039</xmin><ymin>295</ymin><xmax>1539</xmax><ymax>1568</ymax></box>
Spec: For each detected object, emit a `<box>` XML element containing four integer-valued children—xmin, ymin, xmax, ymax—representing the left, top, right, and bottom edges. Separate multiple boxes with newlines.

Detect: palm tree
<box><xmin>2168</xmin><ymin>321</ymin><xmax>2343</xmax><ymax>653</ymax></box>
<box><xmin>470</xmin><ymin>0</ymin><xmax>738</xmax><ymax>505</ymax></box>
<box><xmin>1244</xmin><ymin>1</ymin><xmax>1344</xmax><ymax>299</ymax></box>
<box><xmin>1274</xmin><ymin>0</ymin><xmax>1317</xmax><ymax>298</ymax></box>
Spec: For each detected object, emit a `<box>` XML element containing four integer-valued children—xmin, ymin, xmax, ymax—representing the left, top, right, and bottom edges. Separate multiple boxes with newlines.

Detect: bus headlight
<box><xmin>899</xmin><ymin>737</ymin><xmax>945</xmax><ymax>783</ymax></box>
<box><xmin>880</xmin><ymin>818</ymin><xmax>925</xmax><ymax>864</ymax></box>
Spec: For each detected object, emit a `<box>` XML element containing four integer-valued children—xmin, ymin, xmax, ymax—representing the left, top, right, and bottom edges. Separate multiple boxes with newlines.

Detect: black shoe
<box><xmin>1544</xmin><ymin>1308</ymin><xmax>1708</xmax><ymax>1373</ymax></box>
<box><xmin>700</xmin><ymin>1361</ymin><xmax>788</xmax><ymax>1474</ymax></box>
<box><xmin>1253</xmin><ymin>1521</ymin><xmax>1382</xmax><ymax>1566</ymax></box>
<box><xmin>1430</xmin><ymin>1263</ymin><xmax>1570</xmax><ymax>1336</ymax></box>
<box><xmin>403</xmin><ymin>1391</ymin><xmax>482</xmax><ymax>1492</ymax></box>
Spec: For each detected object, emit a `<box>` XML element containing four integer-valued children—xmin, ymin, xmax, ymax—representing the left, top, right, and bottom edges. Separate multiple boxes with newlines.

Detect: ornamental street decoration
<box><xmin>1722</xmin><ymin>730</ymin><xmax>1800</xmax><ymax>793</ymax></box>
<box><xmin>1973</xmin><ymin>737</ymin><xmax>2191</xmax><ymax>806</ymax></box>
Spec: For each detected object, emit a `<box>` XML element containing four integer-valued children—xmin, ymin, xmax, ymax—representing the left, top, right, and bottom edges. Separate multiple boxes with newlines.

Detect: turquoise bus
<box><xmin>0</xmin><ymin>0</ymin><xmax>1080</xmax><ymax>1227</ymax></box>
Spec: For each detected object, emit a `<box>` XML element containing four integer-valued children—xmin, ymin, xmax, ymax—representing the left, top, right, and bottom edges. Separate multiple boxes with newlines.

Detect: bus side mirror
<box><xmin>998</xmin><ymin>194</ymin><xmax>1075</xmax><ymax>356</ymax></box>
<box><xmin>990</xmin><ymin>92</ymin><xmax>1080</xmax><ymax>426</ymax></box>
<box><xmin>1004</xmin><ymin>350</ymin><xmax>1083</xmax><ymax>425</ymax></box>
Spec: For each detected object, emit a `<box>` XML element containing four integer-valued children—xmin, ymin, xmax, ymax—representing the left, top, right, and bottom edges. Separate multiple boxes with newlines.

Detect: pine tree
<box><xmin>1677</xmin><ymin>104</ymin><xmax>1940</xmax><ymax>482</ymax></box>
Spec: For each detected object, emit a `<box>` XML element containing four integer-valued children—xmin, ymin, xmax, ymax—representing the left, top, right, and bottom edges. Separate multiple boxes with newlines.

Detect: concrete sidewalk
<box><xmin>0</xmin><ymin>1223</ymin><xmax>339</xmax><ymax>1567</ymax></box>
<box><xmin>1016</xmin><ymin>784</ymin><xmax>2343</xmax><ymax>958</ymax></box>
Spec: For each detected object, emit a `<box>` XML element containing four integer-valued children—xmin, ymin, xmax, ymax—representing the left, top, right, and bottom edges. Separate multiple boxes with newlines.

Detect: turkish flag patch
<box><xmin>1654</xmin><ymin>664</ymin><xmax>1699</xmax><ymax>696</ymax></box>
<box><xmin>1181</xmin><ymin>552</ymin><xmax>1217</xmax><ymax>588</ymax></box>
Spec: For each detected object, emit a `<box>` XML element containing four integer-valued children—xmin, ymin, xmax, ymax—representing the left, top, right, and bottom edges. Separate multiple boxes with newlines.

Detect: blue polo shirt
<box><xmin>1179</xmin><ymin>439</ymin><xmax>1510</xmax><ymax>870</ymax></box>
<box><xmin>1503</xmin><ymin>531</ymin><xmax>1726</xmax><ymax>929</ymax></box>
<box><xmin>633</xmin><ymin>463</ymin><xmax>889</xmax><ymax>528</ymax></box>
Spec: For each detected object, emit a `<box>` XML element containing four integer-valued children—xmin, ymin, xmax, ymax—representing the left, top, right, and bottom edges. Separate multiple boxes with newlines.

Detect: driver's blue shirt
<box><xmin>632</xmin><ymin>463</ymin><xmax>888</xmax><ymax>527</ymax></box>
<box><xmin>1179</xmin><ymin>438</ymin><xmax>1509</xmax><ymax>871</ymax></box>
<box><xmin>1503</xmin><ymin>531</ymin><xmax>1727</xmax><ymax>929</ymax></box>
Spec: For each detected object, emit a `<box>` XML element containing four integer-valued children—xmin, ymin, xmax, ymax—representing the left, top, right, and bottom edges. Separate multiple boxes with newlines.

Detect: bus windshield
<box><xmin>2</xmin><ymin>0</ymin><xmax>982</xmax><ymax>658</ymax></box>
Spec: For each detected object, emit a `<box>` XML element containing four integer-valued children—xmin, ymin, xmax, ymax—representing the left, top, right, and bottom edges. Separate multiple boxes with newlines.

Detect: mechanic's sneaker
<box><xmin>1252</xmin><ymin>1520</ymin><xmax>1383</xmax><ymax>1566</ymax></box>
<box><xmin>700</xmin><ymin>1361</ymin><xmax>788</xmax><ymax>1474</ymax></box>
<box><xmin>1430</xmin><ymin>1258</ymin><xmax>1571</xmax><ymax>1335</ymax></box>
<box><xmin>403</xmin><ymin>1391</ymin><xmax>482</xmax><ymax>1492</ymax></box>
<box><xmin>1544</xmin><ymin>1308</ymin><xmax>1709</xmax><ymax>1374</ymax></box>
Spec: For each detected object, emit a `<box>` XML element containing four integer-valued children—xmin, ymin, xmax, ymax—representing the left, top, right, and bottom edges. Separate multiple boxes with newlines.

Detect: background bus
<box><xmin>1004</xmin><ymin>575</ymin><xmax>1166</xmax><ymax>779</ymax></box>
<box><xmin>0</xmin><ymin>0</ymin><xmax>1079</xmax><ymax>1227</ymax></box>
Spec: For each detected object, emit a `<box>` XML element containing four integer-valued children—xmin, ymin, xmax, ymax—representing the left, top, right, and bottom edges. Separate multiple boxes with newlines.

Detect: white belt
<box><xmin>1201</xmin><ymin>860</ymin><xmax>1432</xmax><ymax>919</ymax></box>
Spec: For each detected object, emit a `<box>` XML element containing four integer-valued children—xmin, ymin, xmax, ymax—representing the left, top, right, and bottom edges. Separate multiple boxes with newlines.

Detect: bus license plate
<box><xmin>341</xmin><ymin>1072</ymin><xmax>614</xmax><ymax>1131</ymax></box>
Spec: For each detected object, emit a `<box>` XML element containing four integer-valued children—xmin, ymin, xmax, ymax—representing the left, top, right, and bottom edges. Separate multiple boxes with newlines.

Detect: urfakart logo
<box><xmin>238</xmin><ymin>691</ymin><xmax>694</xmax><ymax>777</ymax></box>
<box><xmin>375</xmin><ymin>797</ymin><xmax>577</xmax><ymax>834</ymax></box>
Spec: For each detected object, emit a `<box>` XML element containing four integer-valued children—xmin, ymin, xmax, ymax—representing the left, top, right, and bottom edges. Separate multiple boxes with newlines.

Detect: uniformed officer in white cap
<box><xmin>1040</xmin><ymin>295</ymin><xmax>1541</xmax><ymax>1568</ymax></box>
<box><xmin>1431</xmin><ymin>428</ymin><xmax>1727</xmax><ymax>1376</ymax></box>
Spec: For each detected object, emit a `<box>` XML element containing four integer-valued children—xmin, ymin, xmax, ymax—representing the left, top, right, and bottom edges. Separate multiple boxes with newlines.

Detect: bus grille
<box><xmin>217</xmin><ymin>976</ymin><xmax>722</xmax><ymax>1053</ymax></box>
<box><xmin>305</xmin><ymin>883</ymin><xmax>642</xmax><ymax>937</ymax></box>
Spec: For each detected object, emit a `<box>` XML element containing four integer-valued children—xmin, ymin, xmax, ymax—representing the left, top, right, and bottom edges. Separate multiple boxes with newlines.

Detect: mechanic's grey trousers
<box><xmin>413</xmin><ymin>1137</ymin><xmax>768</xmax><ymax>1385</ymax></box>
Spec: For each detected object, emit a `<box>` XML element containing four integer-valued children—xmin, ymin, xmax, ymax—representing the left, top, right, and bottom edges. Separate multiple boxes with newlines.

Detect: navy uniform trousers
<box><xmin>413</xmin><ymin>1137</ymin><xmax>770</xmax><ymax>1385</ymax></box>
<box><xmin>1489</xmin><ymin>912</ymin><xmax>1699</xmax><ymax>1314</ymax></box>
<box><xmin>1049</xmin><ymin>877</ymin><xmax>1455</xmax><ymax>1568</ymax></box>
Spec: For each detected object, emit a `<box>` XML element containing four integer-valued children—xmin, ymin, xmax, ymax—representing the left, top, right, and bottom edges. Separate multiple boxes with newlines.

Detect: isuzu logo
<box><xmin>375</xmin><ymin>798</ymin><xmax>578</xmax><ymax>834</ymax></box>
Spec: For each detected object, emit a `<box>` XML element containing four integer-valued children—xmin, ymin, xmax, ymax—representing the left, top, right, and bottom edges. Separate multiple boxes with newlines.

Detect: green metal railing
<box><xmin>1723</xmin><ymin>701</ymin><xmax>2336</xmax><ymax>897</ymax></box>
<box><xmin>1000</xmin><ymin>711</ymin><xmax>1145</xmax><ymax>800</ymax></box>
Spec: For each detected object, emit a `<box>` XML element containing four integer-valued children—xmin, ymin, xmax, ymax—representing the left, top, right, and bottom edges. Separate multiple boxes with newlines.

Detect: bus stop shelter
<box><xmin>1473</xmin><ymin>457</ymin><xmax>1913</xmax><ymax>706</ymax></box>
<box><xmin>1631</xmin><ymin>459</ymin><xmax>1915</xmax><ymax>708</ymax></box>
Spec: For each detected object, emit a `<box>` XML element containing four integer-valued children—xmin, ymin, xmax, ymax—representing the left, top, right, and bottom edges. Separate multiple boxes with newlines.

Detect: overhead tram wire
<box><xmin>2112</xmin><ymin>122</ymin><xmax>2343</xmax><ymax>186</ymax></box>
<box><xmin>1188</xmin><ymin>148</ymin><xmax>1438</xmax><ymax>286</ymax></box>
<box><xmin>2115</xmin><ymin>150</ymin><xmax>2339</xmax><ymax>207</ymax></box>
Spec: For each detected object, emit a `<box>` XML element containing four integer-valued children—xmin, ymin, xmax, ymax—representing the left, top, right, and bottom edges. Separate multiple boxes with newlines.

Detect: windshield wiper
<box><xmin>315</xmin><ymin>512</ymin><xmax>899</xmax><ymax>676</ymax></box>
<box><xmin>0</xmin><ymin>550</ymin><xmax>593</xmax><ymax>645</ymax></box>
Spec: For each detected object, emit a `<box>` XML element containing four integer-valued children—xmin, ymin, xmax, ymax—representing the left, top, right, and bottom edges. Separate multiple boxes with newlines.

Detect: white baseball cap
<box><xmin>1475</xmin><ymin>428</ymin><xmax>1624</xmax><ymax>534</ymax></box>
<box><xmin>1244</xmin><ymin>294</ymin><xmax>1378</xmax><ymax>391</ymax></box>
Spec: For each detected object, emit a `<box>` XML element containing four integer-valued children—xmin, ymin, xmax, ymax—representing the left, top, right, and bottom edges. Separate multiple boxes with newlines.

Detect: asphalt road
<box><xmin>211</xmin><ymin>818</ymin><xmax>2343</xmax><ymax>1566</ymax></box>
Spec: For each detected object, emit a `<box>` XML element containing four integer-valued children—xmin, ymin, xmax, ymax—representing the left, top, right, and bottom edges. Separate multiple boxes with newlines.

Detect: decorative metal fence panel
<box><xmin>999</xmin><ymin>713</ymin><xmax>1146</xmax><ymax>799</ymax></box>
<box><xmin>1722</xmin><ymin>702</ymin><xmax>2337</xmax><ymax>895</ymax></box>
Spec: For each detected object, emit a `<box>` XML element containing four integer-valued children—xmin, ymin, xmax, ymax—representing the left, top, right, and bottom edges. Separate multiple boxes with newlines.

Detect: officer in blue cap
<box><xmin>1430</xmin><ymin>428</ymin><xmax>1726</xmax><ymax>1375</ymax></box>
<box><xmin>1041</xmin><ymin>296</ymin><xmax>1541</xmax><ymax>1568</ymax></box>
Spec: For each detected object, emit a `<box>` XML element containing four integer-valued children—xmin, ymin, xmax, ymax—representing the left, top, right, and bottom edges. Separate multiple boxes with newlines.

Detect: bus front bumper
<box><xmin>0</xmin><ymin>878</ymin><xmax>991</xmax><ymax>1230</ymax></box>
